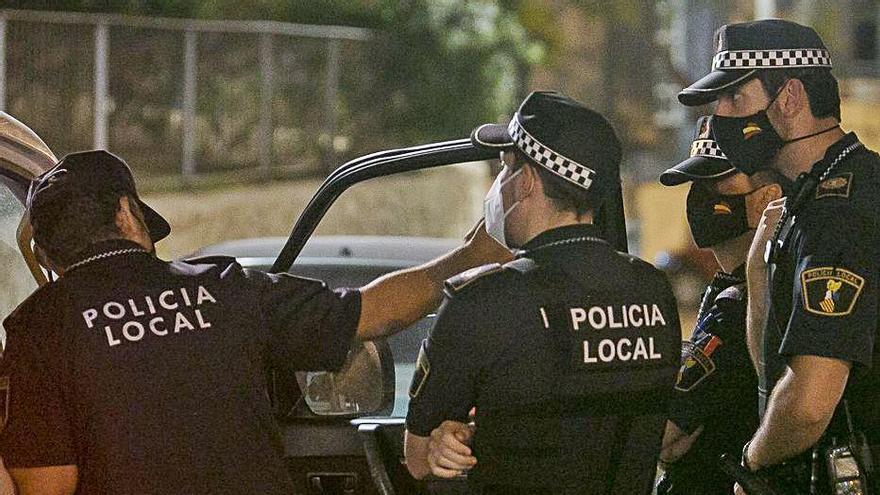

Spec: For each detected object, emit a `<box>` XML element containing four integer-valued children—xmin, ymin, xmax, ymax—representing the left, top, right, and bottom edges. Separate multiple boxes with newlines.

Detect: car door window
<box><xmin>0</xmin><ymin>177</ymin><xmax>37</xmax><ymax>350</ymax></box>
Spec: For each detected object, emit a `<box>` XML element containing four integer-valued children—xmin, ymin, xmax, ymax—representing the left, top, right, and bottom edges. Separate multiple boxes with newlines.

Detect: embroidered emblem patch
<box><xmin>409</xmin><ymin>341</ymin><xmax>431</xmax><ymax>399</ymax></box>
<box><xmin>674</xmin><ymin>336</ymin><xmax>721</xmax><ymax>392</ymax></box>
<box><xmin>801</xmin><ymin>267</ymin><xmax>865</xmax><ymax>316</ymax></box>
<box><xmin>0</xmin><ymin>376</ymin><xmax>9</xmax><ymax>432</ymax></box>
<box><xmin>816</xmin><ymin>172</ymin><xmax>852</xmax><ymax>199</ymax></box>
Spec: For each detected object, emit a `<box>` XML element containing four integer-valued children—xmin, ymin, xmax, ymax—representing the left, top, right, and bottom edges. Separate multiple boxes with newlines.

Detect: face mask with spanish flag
<box><xmin>711</xmin><ymin>84</ymin><xmax>841</xmax><ymax>175</ymax></box>
<box><xmin>710</xmin><ymin>89</ymin><xmax>787</xmax><ymax>175</ymax></box>
<box><xmin>685</xmin><ymin>183</ymin><xmax>751</xmax><ymax>248</ymax></box>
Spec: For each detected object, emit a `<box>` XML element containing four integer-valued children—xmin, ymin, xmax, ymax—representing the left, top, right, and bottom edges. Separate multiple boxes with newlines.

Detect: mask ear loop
<box><xmin>499</xmin><ymin>166</ymin><xmax>526</xmax><ymax>220</ymax></box>
<box><xmin>767</xmin><ymin>77</ymin><xmax>841</xmax><ymax>145</ymax></box>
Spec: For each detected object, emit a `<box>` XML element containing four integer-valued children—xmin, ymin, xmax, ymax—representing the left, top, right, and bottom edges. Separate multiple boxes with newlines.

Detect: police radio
<box><xmin>825</xmin><ymin>445</ymin><xmax>869</xmax><ymax>495</ymax></box>
<box><xmin>822</xmin><ymin>400</ymin><xmax>872</xmax><ymax>495</ymax></box>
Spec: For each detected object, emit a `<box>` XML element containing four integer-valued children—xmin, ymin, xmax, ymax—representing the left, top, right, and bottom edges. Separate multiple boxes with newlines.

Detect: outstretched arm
<box><xmin>356</xmin><ymin>222</ymin><xmax>512</xmax><ymax>341</ymax></box>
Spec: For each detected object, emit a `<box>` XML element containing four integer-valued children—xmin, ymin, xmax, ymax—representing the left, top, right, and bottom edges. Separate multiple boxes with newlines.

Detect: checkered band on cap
<box><xmin>507</xmin><ymin>118</ymin><xmax>597</xmax><ymax>190</ymax></box>
<box><xmin>712</xmin><ymin>49</ymin><xmax>832</xmax><ymax>70</ymax></box>
<box><xmin>689</xmin><ymin>139</ymin><xmax>727</xmax><ymax>160</ymax></box>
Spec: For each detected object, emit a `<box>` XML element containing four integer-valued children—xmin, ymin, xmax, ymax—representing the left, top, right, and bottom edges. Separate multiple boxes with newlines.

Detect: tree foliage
<box><xmin>8</xmin><ymin>0</ymin><xmax>543</xmax><ymax>154</ymax></box>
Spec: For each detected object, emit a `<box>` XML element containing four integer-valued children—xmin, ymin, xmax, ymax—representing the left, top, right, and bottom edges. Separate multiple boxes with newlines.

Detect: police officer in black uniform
<box><xmin>0</xmin><ymin>150</ymin><xmax>511</xmax><ymax>494</ymax></box>
<box><xmin>404</xmin><ymin>92</ymin><xmax>681</xmax><ymax>494</ymax></box>
<box><xmin>680</xmin><ymin>19</ymin><xmax>880</xmax><ymax>494</ymax></box>
<box><xmin>655</xmin><ymin>116</ymin><xmax>781</xmax><ymax>494</ymax></box>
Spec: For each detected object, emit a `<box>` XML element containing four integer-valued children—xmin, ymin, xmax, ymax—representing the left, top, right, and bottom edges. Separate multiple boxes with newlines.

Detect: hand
<box><xmin>462</xmin><ymin>219</ymin><xmax>514</xmax><ymax>266</ymax></box>
<box><xmin>747</xmin><ymin>198</ymin><xmax>786</xmax><ymax>276</ymax></box>
<box><xmin>734</xmin><ymin>482</ymin><xmax>747</xmax><ymax>495</ymax></box>
<box><xmin>427</xmin><ymin>420</ymin><xmax>477</xmax><ymax>478</ymax></box>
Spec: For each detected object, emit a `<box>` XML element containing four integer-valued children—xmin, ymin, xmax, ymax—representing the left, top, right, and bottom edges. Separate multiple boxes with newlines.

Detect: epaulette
<box><xmin>181</xmin><ymin>255</ymin><xmax>238</xmax><ymax>267</ymax></box>
<box><xmin>815</xmin><ymin>172</ymin><xmax>854</xmax><ymax>201</ymax></box>
<box><xmin>443</xmin><ymin>263</ymin><xmax>503</xmax><ymax>298</ymax></box>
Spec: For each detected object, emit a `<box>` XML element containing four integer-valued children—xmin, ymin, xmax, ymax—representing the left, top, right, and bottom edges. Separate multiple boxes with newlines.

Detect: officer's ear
<box><xmin>514</xmin><ymin>163</ymin><xmax>538</xmax><ymax>201</ymax></box>
<box><xmin>116</xmin><ymin>196</ymin><xmax>154</xmax><ymax>250</ymax></box>
<box><xmin>777</xmin><ymin>78</ymin><xmax>808</xmax><ymax>119</ymax></box>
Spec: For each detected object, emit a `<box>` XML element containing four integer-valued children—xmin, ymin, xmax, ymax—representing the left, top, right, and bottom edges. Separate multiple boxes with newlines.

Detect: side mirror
<box><xmin>292</xmin><ymin>339</ymin><xmax>395</xmax><ymax>418</ymax></box>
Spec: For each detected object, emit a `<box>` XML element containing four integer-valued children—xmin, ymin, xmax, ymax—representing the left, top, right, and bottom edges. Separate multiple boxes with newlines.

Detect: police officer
<box><xmin>404</xmin><ymin>91</ymin><xmax>681</xmax><ymax>494</ymax></box>
<box><xmin>0</xmin><ymin>150</ymin><xmax>511</xmax><ymax>494</ymax></box>
<box><xmin>680</xmin><ymin>19</ymin><xmax>880</xmax><ymax>494</ymax></box>
<box><xmin>655</xmin><ymin>116</ymin><xmax>781</xmax><ymax>494</ymax></box>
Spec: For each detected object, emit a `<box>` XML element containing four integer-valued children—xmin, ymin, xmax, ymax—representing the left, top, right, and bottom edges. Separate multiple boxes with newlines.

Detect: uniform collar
<box><xmin>67</xmin><ymin>239</ymin><xmax>152</xmax><ymax>271</ymax></box>
<box><xmin>518</xmin><ymin>223</ymin><xmax>604</xmax><ymax>253</ymax></box>
<box><xmin>711</xmin><ymin>265</ymin><xmax>745</xmax><ymax>289</ymax></box>
<box><xmin>808</xmin><ymin>132</ymin><xmax>860</xmax><ymax>176</ymax></box>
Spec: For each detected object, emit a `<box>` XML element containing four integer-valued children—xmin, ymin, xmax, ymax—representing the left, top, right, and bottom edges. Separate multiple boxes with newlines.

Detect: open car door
<box><xmin>0</xmin><ymin>113</ymin><xmax>57</xmax><ymax>288</ymax></box>
<box><xmin>271</xmin><ymin>137</ymin><xmax>629</xmax><ymax>494</ymax></box>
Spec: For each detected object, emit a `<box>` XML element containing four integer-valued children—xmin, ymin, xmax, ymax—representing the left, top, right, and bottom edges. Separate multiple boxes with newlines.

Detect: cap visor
<box><xmin>659</xmin><ymin>156</ymin><xmax>736</xmax><ymax>186</ymax></box>
<box><xmin>139</xmin><ymin>200</ymin><xmax>171</xmax><ymax>242</ymax></box>
<box><xmin>470</xmin><ymin>123</ymin><xmax>514</xmax><ymax>151</ymax></box>
<box><xmin>678</xmin><ymin>69</ymin><xmax>758</xmax><ymax>106</ymax></box>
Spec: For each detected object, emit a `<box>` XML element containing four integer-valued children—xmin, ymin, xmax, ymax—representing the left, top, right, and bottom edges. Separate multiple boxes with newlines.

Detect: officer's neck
<box><xmin>517</xmin><ymin>207</ymin><xmax>594</xmax><ymax>246</ymax></box>
<box><xmin>774</xmin><ymin>118</ymin><xmax>845</xmax><ymax>180</ymax></box>
<box><xmin>711</xmin><ymin>231</ymin><xmax>752</xmax><ymax>273</ymax></box>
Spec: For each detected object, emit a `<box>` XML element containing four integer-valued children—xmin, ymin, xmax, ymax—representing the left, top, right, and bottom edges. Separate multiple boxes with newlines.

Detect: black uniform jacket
<box><xmin>664</xmin><ymin>269</ymin><xmax>759</xmax><ymax>494</ymax></box>
<box><xmin>406</xmin><ymin>224</ymin><xmax>681</xmax><ymax>493</ymax></box>
<box><xmin>0</xmin><ymin>239</ymin><xmax>360</xmax><ymax>495</ymax></box>
<box><xmin>766</xmin><ymin>132</ymin><xmax>880</xmax><ymax>442</ymax></box>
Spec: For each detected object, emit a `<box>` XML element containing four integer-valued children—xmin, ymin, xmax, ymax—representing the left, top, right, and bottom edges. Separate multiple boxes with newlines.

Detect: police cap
<box><xmin>679</xmin><ymin>19</ymin><xmax>832</xmax><ymax>106</ymax></box>
<box><xmin>471</xmin><ymin>91</ymin><xmax>622</xmax><ymax>200</ymax></box>
<box><xmin>28</xmin><ymin>150</ymin><xmax>171</xmax><ymax>242</ymax></box>
<box><xmin>660</xmin><ymin>116</ymin><xmax>735</xmax><ymax>186</ymax></box>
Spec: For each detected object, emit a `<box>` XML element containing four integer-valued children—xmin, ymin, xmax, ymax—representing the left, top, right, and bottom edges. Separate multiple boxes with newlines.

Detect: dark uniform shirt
<box><xmin>406</xmin><ymin>224</ymin><xmax>681</xmax><ymax>494</ymax></box>
<box><xmin>661</xmin><ymin>268</ymin><xmax>759</xmax><ymax>494</ymax></box>
<box><xmin>0</xmin><ymin>239</ymin><xmax>360</xmax><ymax>495</ymax></box>
<box><xmin>766</xmin><ymin>132</ymin><xmax>880</xmax><ymax>445</ymax></box>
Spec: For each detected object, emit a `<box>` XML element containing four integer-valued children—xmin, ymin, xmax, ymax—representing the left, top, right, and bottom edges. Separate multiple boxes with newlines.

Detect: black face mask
<box><xmin>686</xmin><ymin>184</ymin><xmax>753</xmax><ymax>248</ymax></box>
<box><xmin>712</xmin><ymin>84</ymin><xmax>841</xmax><ymax>175</ymax></box>
<box><xmin>711</xmin><ymin>89</ymin><xmax>786</xmax><ymax>175</ymax></box>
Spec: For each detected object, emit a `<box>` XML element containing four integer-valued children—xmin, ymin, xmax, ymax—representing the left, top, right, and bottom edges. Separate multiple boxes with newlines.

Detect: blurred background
<box><xmin>1</xmin><ymin>0</ymin><xmax>879</xmax><ymax>317</ymax></box>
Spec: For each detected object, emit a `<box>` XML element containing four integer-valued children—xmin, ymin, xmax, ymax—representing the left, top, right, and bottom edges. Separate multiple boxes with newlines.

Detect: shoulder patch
<box><xmin>675</xmin><ymin>336</ymin><xmax>721</xmax><ymax>392</ymax></box>
<box><xmin>801</xmin><ymin>267</ymin><xmax>865</xmax><ymax>316</ymax></box>
<box><xmin>816</xmin><ymin>172</ymin><xmax>852</xmax><ymax>200</ymax></box>
<box><xmin>444</xmin><ymin>263</ymin><xmax>503</xmax><ymax>297</ymax></box>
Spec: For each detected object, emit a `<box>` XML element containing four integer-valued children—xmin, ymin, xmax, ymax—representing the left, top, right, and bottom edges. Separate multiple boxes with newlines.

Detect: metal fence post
<box><xmin>182</xmin><ymin>28</ymin><xmax>198</xmax><ymax>182</ymax></box>
<box><xmin>323</xmin><ymin>39</ymin><xmax>340</xmax><ymax>172</ymax></box>
<box><xmin>259</xmin><ymin>32</ymin><xmax>274</xmax><ymax>179</ymax></box>
<box><xmin>94</xmin><ymin>21</ymin><xmax>109</xmax><ymax>149</ymax></box>
<box><xmin>0</xmin><ymin>15</ymin><xmax>6</xmax><ymax>113</ymax></box>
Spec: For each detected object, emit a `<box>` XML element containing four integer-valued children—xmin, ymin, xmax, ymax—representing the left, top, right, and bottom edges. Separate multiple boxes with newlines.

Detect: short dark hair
<box><xmin>511</xmin><ymin>150</ymin><xmax>597</xmax><ymax>216</ymax></box>
<box><xmin>31</xmin><ymin>192</ymin><xmax>126</xmax><ymax>268</ymax></box>
<box><xmin>757</xmin><ymin>68</ymin><xmax>841</xmax><ymax>120</ymax></box>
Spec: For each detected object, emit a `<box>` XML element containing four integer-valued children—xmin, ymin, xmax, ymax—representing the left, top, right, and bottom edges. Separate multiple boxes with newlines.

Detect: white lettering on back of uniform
<box><xmin>196</xmin><ymin>286</ymin><xmax>217</xmax><ymax>305</ymax></box>
<box><xmin>83</xmin><ymin>309</ymin><xmax>99</xmax><ymax>329</ymax></box>
<box><xmin>159</xmin><ymin>290</ymin><xmax>178</xmax><ymax>310</ymax></box>
<box><xmin>174</xmin><ymin>313</ymin><xmax>195</xmax><ymax>333</ymax></box>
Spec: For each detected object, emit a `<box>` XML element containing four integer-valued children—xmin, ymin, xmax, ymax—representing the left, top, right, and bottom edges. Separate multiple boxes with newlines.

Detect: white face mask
<box><xmin>483</xmin><ymin>166</ymin><xmax>523</xmax><ymax>248</ymax></box>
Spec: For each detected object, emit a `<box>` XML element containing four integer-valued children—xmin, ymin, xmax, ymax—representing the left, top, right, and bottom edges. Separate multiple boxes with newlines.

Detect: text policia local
<box><xmin>81</xmin><ymin>286</ymin><xmax>218</xmax><ymax>347</ymax></box>
<box><xmin>540</xmin><ymin>304</ymin><xmax>668</xmax><ymax>364</ymax></box>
